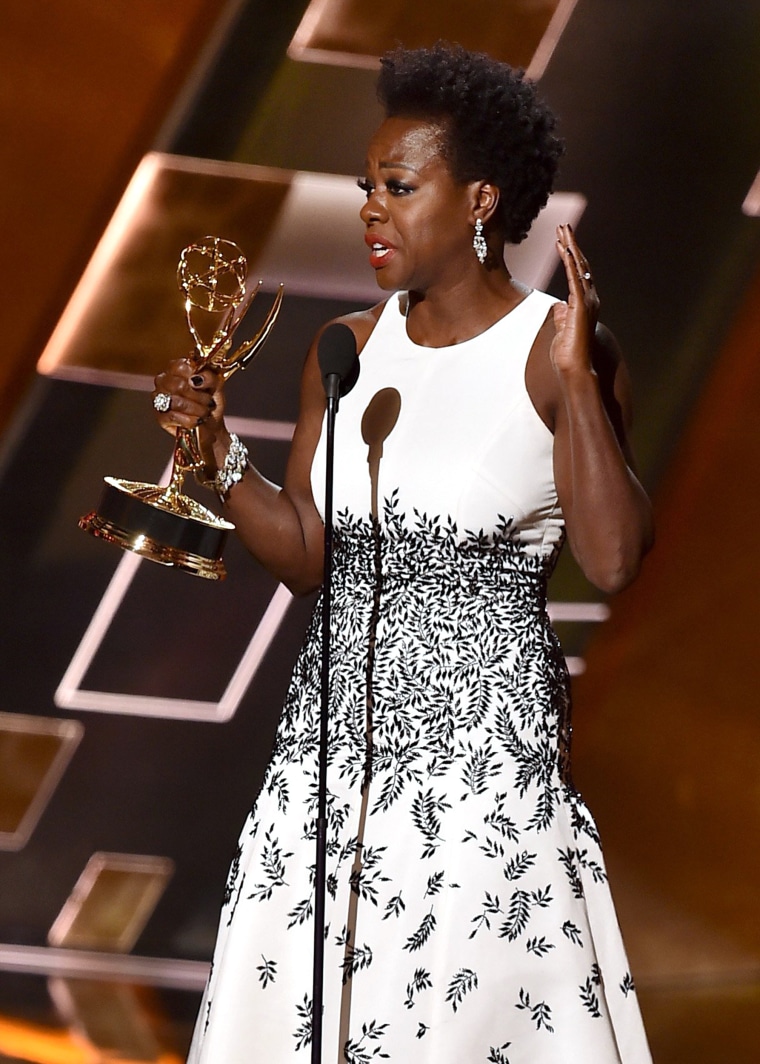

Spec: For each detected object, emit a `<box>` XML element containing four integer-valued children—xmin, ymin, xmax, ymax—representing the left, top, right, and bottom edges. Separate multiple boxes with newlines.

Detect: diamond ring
<box><xmin>153</xmin><ymin>392</ymin><xmax>172</xmax><ymax>413</ymax></box>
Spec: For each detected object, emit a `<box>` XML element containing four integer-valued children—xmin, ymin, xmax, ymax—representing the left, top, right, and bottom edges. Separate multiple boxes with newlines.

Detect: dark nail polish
<box><xmin>191</xmin><ymin>375</ymin><xmax>204</xmax><ymax>387</ymax></box>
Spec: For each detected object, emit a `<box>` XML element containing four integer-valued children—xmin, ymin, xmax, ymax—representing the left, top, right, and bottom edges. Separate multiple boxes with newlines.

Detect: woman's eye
<box><xmin>356</xmin><ymin>177</ymin><xmax>414</xmax><ymax>197</ymax></box>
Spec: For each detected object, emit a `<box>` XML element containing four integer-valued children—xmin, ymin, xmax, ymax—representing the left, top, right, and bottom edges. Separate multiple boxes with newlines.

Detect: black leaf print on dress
<box><xmin>579</xmin><ymin>976</ymin><xmax>603</xmax><ymax>1018</ymax></box>
<box><xmin>341</xmin><ymin>943</ymin><xmax>373</xmax><ymax>984</ymax></box>
<box><xmin>293</xmin><ymin>994</ymin><xmax>312</xmax><ymax>1050</ymax></box>
<box><xmin>411</xmin><ymin>788</ymin><xmax>451</xmax><ymax>858</ymax></box>
<box><xmin>620</xmin><ymin>972</ymin><xmax>636</xmax><ymax>997</ymax></box>
<box><xmin>487</xmin><ymin>1045</ymin><xmax>513</xmax><ymax>1064</ymax></box>
<box><xmin>460</xmin><ymin>740</ymin><xmax>503</xmax><ymax>798</ymax></box>
<box><xmin>483</xmin><ymin>793</ymin><xmax>521</xmax><ymax>842</ymax></box>
<box><xmin>403</xmin><ymin>910</ymin><xmax>437</xmax><ymax>952</ymax></box>
<box><xmin>498</xmin><ymin>885</ymin><xmax>551</xmax><ymax>941</ymax></box>
<box><xmin>266</xmin><ymin>769</ymin><xmax>290</xmax><ymax>812</ymax></box>
<box><xmin>557</xmin><ymin>847</ymin><xmax>585</xmax><ymax>899</ymax></box>
<box><xmin>531</xmin><ymin>885</ymin><xmax>553</xmax><ymax>909</ymax></box>
<box><xmin>480</xmin><ymin>837</ymin><xmax>506</xmax><ymax>861</ymax></box>
<box><xmin>526</xmin><ymin>936</ymin><xmax>555</xmax><ymax>957</ymax></box>
<box><xmin>503</xmin><ymin>850</ymin><xmax>537</xmax><ymax>881</ymax></box>
<box><xmin>404</xmin><ymin>967</ymin><xmax>432</xmax><ymax>1009</ymax></box>
<box><xmin>525</xmin><ymin>785</ymin><xmax>557</xmax><ymax>833</ymax></box>
<box><xmin>499</xmin><ymin>890</ymin><xmax>531</xmax><ymax>941</ymax></box>
<box><xmin>382</xmin><ymin>893</ymin><xmax>405</xmax><ymax>920</ymax></box>
<box><xmin>222</xmin><ymin>844</ymin><xmax>242</xmax><ymax>907</ymax></box>
<box><xmin>248</xmin><ymin>830</ymin><xmax>292</xmax><ymax>902</ymax></box>
<box><xmin>516</xmin><ymin>988</ymin><xmax>554</xmax><ymax>1032</ymax></box>
<box><xmin>446</xmin><ymin>968</ymin><xmax>479</xmax><ymax>1012</ymax></box>
<box><xmin>561</xmin><ymin>920</ymin><xmax>583</xmax><ymax>946</ymax></box>
<box><xmin>469</xmin><ymin>892</ymin><xmax>502</xmax><ymax>939</ymax></box>
<box><xmin>580</xmin><ymin>849</ymin><xmax>608</xmax><ymax>884</ymax></box>
<box><xmin>344</xmin><ymin>1021</ymin><xmax>390</xmax><ymax>1062</ymax></box>
<box><xmin>424</xmin><ymin>872</ymin><xmax>445</xmax><ymax>897</ymax></box>
<box><xmin>256</xmin><ymin>956</ymin><xmax>277</xmax><ymax>988</ymax></box>
<box><xmin>349</xmin><ymin>845</ymin><xmax>391</xmax><ymax>904</ymax></box>
<box><xmin>286</xmin><ymin>896</ymin><xmax>313</xmax><ymax>929</ymax></box>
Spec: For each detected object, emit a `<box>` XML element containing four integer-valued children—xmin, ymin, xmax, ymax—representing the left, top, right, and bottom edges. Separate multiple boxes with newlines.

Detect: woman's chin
<box><xmin>372</xmin><ymin>270</ymin><xmax>402</xmax><ymax>292</ymax></box>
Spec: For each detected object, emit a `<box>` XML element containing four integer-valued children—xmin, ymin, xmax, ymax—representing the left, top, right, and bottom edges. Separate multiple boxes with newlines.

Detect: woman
<box><xmin>155</xmin><ymin>43</ymin><xmax>653</xmax><ymax>1064</ymax></box>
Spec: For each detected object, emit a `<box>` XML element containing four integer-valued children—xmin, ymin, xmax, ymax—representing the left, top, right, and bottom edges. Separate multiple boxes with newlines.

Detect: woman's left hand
<box><xmin>550</xmin><ymin>223</ymin><xmax>600</xmax><ymax>377</ymax></box>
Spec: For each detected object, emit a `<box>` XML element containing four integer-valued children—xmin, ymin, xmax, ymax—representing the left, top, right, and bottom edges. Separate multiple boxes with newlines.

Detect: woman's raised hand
<box><xmin>550</xmin><ymin>223</ymin><xmax>600</xmax><ymax>377</ymax></box>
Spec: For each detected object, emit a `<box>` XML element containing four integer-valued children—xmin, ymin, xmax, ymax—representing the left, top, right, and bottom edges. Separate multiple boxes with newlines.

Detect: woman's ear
<box><xmin>470</xmin><ymin>181</ymin><xmax>501</xmax><ymax>225</ymax></box>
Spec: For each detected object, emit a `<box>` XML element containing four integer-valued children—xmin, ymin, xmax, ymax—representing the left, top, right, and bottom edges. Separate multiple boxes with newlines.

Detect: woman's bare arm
<box><xmin>527</xmin><ymin>225</ymin><xmax>654</xmax><ymax>593</ymax></box>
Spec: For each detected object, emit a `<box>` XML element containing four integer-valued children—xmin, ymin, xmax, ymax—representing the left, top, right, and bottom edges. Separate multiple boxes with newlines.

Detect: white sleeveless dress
<box><xmin>188</xmin><ymin>290</ymin><xmax>652</xmax><ymax>1063</ymax></box>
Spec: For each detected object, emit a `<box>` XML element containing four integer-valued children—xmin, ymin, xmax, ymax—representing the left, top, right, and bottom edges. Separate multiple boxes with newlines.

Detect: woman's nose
<box><xmin>360</xmin><ymin>191</ymin><xmax>387</xmax><ymax>224</ymax></box>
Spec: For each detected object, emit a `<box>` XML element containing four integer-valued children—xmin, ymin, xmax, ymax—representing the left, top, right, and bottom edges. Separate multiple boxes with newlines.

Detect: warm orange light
<box><xmin>0</xmin><ymin>1016</ymin><xmax>184</xmax><ymax>1064</ymax></box>
<box><xmin>0</xmin><ymin>1016</ymin><xmax>96</xmax><ymax>1064</ymax></box>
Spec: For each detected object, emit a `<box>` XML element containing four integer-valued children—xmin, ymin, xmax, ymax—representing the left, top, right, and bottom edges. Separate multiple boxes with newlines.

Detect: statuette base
<box><xmin>79</xmin><ymin>477</ymin><xmax>234</xmax><ymax>580</ymax></box>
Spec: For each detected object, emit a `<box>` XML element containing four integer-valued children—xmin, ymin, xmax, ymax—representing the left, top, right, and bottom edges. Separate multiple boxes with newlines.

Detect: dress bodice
<box><xmin>311</xmin><ymin>288</ymin><xmax>564</xmax><ymax>563</ymax></box>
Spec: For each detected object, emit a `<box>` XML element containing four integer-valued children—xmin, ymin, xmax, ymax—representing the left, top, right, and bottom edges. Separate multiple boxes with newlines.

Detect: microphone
<box><xmin>317</xmin><ymin>323</ymin><xmax>360</xmax><ymax>404</ymax></box>
<box><xmin>311</xmin><ymin>319</ymin><xmax>360</xmax><ymax>1061</ymax></box>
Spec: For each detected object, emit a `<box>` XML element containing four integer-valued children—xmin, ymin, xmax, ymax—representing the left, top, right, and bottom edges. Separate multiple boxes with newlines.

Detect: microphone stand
<box><xmin>311</xmin><ymin>372</ymin><xmax>340</xmax><ymax>1064</ymax></box>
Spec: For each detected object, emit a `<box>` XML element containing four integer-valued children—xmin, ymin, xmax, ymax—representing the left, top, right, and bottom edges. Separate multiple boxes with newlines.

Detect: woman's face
<box><xmin>358</xmin><ymin>116</ymin><xmax>478</xmax><ymax>294</ymax></box>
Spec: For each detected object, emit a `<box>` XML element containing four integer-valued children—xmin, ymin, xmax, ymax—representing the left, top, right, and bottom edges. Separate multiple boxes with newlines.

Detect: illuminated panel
<box><xmin>48</xmin><ymin>853</ymin><xmax>174</xmax><ymax>953</ymax></box>
<box><xmin>289</xmin><ymin>0</ymin><xmax>579</xmax><ymax>78</ymax></box>
<box><xmin>37</xmin><ymin>151</ymin><xmax>585</xmax><ymax>386</ymax></box>
<box><xmin>0</xmin><ymin>713</ymin><xmax>83</xmax><ymax>851</ymax></box>
<box><xmin>743</xmin><ymin>169</ymin><xmax>760</xmax><ymax>216</ymax></box>
<box><xmin>37</xmin><ymin>154</ymin><xmax>362</xmax><ymax>386</ymax></box>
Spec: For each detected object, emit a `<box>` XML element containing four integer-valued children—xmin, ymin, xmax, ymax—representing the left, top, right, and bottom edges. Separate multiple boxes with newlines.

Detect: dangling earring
<box><xmin>473</xmin><ymin>218</ymin><xmax>488</xmax><ymax>265</ymax></box>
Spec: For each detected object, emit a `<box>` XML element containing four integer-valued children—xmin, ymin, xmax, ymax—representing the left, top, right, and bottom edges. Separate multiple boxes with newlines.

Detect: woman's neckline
<box><xmin>399</xmin><ymin>287</ymin><xmax>536</xmax><ymax>351</ymax></box>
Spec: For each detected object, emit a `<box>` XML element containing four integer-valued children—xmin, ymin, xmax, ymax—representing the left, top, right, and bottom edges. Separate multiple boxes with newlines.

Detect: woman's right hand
<box><xmin>152</xmin><ymin>358</ymin><xmax>227</xmax><ymax>469</ymax></box>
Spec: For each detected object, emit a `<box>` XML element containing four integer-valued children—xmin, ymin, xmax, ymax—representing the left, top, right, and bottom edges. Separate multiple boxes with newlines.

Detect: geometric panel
<box><xmin>0</xmin><ymin>713</ymin><xmax>83</xmax><ymax>852</ymax></box>
<box><xmin>288</xmin><ymin>0</ymin><xmax>580</xmax><ymax>79</ymax></box>
<box><xmin>48</xmin><ymin>853</ymin><xmax>174</xmax><ymax>953</ymax></box>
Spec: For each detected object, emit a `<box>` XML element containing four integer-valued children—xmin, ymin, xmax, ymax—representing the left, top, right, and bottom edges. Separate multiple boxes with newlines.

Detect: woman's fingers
<box><xmin>153</xmin><ymin>359</ymin><xmax>219</xmax><ymax>432</ymax></box>
<box><xmin>556</xmin><ymin>223</ymin><xmax>597</xmax><ymax>301</ymax></box>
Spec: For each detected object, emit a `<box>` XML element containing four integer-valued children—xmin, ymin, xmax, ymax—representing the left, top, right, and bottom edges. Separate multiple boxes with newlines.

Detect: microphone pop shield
<box><xmin>317</xmin><ymin>323</ymin><xmax>360</xmax><ymax>399</ymax></box>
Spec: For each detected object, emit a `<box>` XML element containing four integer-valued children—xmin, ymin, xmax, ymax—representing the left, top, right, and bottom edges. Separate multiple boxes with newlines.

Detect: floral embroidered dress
<box><xmin>187</xmin><ymin>290</ymin><xmax>652</xmax><ymax>1064</ymax></box>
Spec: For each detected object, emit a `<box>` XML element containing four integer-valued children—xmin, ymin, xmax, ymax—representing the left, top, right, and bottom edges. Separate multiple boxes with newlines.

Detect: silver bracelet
<box><xmin>215</xmin><ymin>433</ymin><xmax>249</xmax><ymax>499</ymax></box>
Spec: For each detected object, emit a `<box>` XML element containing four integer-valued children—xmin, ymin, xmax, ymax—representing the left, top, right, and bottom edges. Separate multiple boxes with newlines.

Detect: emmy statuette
<box><xmin>79</xmin><ymin>237</ymin><xmax>283</xmax><ymax>579</ymax></box>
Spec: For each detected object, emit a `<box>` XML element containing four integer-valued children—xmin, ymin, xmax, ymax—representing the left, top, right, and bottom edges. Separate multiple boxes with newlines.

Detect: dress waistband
<box><xmin>332</xmin><ymin>508</ymin><xmax>551</xmax><ymax>599</ymax></box>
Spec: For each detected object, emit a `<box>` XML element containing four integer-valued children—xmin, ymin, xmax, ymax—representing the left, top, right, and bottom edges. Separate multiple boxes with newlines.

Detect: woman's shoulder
<box><xmin>325</xmin><ymin>295</ymin><xmax>404</xmax><ymax>353</ymax></box>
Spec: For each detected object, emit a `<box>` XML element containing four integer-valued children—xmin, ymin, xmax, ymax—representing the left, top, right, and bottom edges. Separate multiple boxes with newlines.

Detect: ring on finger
<box><xmin>153</xmin><ymin>392</ymin><xmax>172</xmax><ymax>413</ymax></box>
<box><xmin>582</xmin><ymin>271</ymin><xmax>592</xmax><ymax>281</ymax></box>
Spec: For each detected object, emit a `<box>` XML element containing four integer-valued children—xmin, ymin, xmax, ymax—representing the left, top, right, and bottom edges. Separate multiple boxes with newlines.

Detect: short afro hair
<box><xmin>377</xmin><ymin>42</ymin><xmax>564</xmax><ymax>245</ymax></box>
